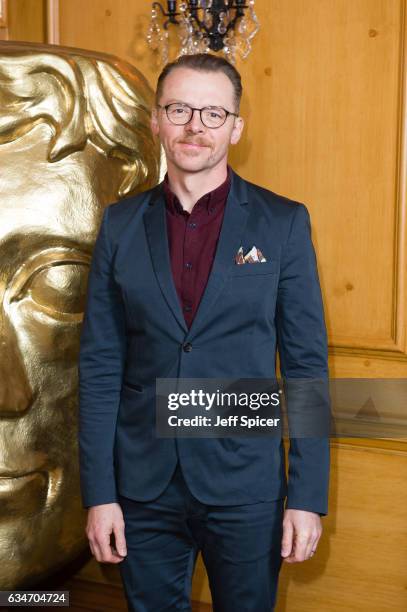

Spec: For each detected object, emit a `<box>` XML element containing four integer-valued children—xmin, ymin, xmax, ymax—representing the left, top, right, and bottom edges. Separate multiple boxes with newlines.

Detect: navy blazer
<box><xmin>78</xmin><ymin>169</ymin><xmax>330</xmax><ymax>515</ymax></box>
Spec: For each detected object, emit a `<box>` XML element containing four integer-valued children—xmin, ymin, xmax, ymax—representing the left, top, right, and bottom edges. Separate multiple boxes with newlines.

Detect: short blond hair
<box><xmin>156</xmin><ymin>53</ymin><xmax>242</xmax><ymax>111</ymax></box>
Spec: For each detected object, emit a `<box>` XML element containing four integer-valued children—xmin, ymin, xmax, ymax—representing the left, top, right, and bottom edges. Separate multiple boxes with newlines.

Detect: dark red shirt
<box><xmin>163</xmin><ymin>167</ymin><xmax>231</xmax><ymax>328</ymax></box>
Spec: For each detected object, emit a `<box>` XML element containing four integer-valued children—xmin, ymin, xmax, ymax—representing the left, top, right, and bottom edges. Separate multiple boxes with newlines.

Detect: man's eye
<box><xmin>172</xmin><ymin>107</ymin><xmax>188</xmax><ymax>115</ymax></box>
<box><xmin>204</xmin><ymin>109</ymin><xmax>223</xmax><ymax>119</ymax></box>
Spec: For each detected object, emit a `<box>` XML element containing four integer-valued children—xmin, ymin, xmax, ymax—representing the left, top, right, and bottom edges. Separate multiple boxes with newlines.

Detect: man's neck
<box><xmin>166</xmin><ymin>164</ymin><xmax>228</xmax><ymax>213</ymax></box>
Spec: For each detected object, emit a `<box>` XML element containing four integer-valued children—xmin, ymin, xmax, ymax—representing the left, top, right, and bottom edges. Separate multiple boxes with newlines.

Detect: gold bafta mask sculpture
<box><xmin>0</xmin><ymin>41</ymin><xmax>160</xmax><ymax>588</ymax></box>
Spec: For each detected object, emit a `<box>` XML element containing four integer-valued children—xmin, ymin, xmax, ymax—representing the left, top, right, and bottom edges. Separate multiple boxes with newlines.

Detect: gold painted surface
<box><xmin>0</xmin><ymin>40</ymin><xmax>160</xmax><ymax>588</ymax></box>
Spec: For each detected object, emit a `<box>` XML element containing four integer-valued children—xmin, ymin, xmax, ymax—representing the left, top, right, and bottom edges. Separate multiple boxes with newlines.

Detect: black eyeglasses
<box><xmin>157</xmin><ymin>102</ymin><xmax>238</xmax><ymax>129</ymax></box>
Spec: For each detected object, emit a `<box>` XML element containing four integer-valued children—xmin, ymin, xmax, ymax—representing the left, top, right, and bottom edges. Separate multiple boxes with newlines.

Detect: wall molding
<box><xmin>46</xmin><ymin>0</ymin><xmax>60</xmax><ymax>44</ymax></box>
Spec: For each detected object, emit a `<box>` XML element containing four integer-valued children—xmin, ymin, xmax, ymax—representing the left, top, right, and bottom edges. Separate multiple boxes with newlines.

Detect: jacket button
<box><xmin>182</xmin><ymin>342</ymin><xmax>192</xmax><ymax>352</ymax></box>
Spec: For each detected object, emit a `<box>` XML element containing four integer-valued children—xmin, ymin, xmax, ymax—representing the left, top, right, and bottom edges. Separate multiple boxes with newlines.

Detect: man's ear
<box><xmin>151</xmin><ymin>107</ymin><xmax>159</xmax><ymax>136</ymax></box>
<box><xmin>230</xmin><ymin>116</ymin><xmax>244</xmax><ymax>145</ymax></box>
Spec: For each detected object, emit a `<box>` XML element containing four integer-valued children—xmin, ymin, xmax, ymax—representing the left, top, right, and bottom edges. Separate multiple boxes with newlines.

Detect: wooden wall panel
<box><xmin>276</xmin><ymin>440</ymin><xmax>407</xmax><ymax>612</ymax></box>
<box><xmin>58</xmin><ymin>0</ymin><xmax>157</xmax><ymax>85</ymax></box>
<box><xmin>56</xmin><ymin>0</ymin><xmax>407</xmax><ymax>368</ymax></box>
<box><xmin>241</xmin><ymin>0</ymin><xmax>403</xmax><ymax>357</ymax></box>
<box><xmin>6</xmin><ymin>0</ymin><xmax>46</xmax><ymax>43</ymax></box>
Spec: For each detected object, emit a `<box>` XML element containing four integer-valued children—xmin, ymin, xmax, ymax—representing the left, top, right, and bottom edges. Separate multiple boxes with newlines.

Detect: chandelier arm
<box><xmin>232</xmin><ymin>0</ymin><xmax>248</xmax><ymax>10</ymax></box>
<box><xmin>223</xmin><ymin>0</ymin><xmax>248</xmax><ymax>33</ymax></box>
<box><xmin>152</xmin><ymin>1</ymin><xmax>180</xmax><ymax>29</ymax></box>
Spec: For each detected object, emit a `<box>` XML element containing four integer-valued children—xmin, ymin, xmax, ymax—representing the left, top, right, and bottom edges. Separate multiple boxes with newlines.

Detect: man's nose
<box><xmin>185</xmin><ymin>109</ymin><xmax>204</xmax><ymax>133</ymax></box>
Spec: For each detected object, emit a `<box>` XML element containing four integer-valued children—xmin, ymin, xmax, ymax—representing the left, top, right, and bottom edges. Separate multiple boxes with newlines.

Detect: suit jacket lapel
<box><xmin>144</xmin><ymin>184</ymin><xmax>189</xmax><ymax>334</ymax></box>
<box><xmin>185</xmin><ymin>172</ymin><xmax>250</xmax><ymax>341</ymax></box>
<box><xmin>143</xmin><ymin>171</ymin><xmax>251</xmax><ymax>340</ymax></box>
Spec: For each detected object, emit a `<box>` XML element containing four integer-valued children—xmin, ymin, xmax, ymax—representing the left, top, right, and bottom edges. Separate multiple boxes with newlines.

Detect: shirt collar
<box><xmin>163</xmin><ymin>166</ymin><xmax>232</xmax><ymax>216</ymax></box>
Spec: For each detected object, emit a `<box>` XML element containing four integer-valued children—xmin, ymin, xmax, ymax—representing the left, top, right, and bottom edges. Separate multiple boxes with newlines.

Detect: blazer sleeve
<box><xmin>78</xmin><ymin>205</ymin><xmax>126</xmax><ymax>508</ymax></box>
<box><xmin>275</xmin><ymin>203</ymin><xmax>331</xmax><ymax>516</ymax></box>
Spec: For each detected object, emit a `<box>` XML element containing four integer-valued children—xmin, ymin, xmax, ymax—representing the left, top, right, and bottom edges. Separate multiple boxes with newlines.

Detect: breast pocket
<box><xmin>231</xmin><ymin>260</ymin><xmax>278</xmax><ymax>277</ymax></box>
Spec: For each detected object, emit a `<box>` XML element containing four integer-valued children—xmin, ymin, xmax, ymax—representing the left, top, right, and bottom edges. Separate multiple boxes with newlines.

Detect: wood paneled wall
<box><xmin>1</xmin><ymin>0</ymin><xmax>45</xmax><ymax>42</ymax></box>
<box><xmin>3</xmin><ymin>1</ymin><xmax>407</xmax><ymax>610</ymax></box>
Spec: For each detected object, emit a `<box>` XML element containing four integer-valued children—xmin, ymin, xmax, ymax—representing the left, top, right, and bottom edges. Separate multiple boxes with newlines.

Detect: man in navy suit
<box><xmin>79</xmin><ymin>53</ymin><xmax>330</xmax><ymax>611</ymax></box>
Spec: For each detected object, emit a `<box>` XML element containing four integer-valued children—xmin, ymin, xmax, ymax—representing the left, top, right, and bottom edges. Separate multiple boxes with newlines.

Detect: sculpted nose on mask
<box><xmin>0</xmin><ymin>321</ymin><xmax>33</xmax><ymax>415</ymax></box>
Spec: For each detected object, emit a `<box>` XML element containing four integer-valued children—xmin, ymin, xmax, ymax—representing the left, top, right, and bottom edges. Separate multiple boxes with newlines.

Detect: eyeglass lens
<box><xmin>166</xmin><ymin>103</ymin><xmax>227</xmax><ymax>128</ymax></box>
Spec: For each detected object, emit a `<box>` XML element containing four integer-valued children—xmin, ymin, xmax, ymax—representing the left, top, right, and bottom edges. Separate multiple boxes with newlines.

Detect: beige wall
<box><xmin>2</xmin><ymin>1</ymin><xmax>407</xmax><ymax>610</ymax></box>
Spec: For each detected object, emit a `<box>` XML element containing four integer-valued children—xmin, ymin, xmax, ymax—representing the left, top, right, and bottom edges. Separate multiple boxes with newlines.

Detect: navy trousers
<box><xmin>118</xmin><ymin>461</ymin><xmax>284</xmax><ymax>612</ymax></box>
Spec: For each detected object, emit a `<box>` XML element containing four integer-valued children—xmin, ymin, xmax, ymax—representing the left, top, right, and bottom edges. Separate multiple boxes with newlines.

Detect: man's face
<box><xmin>151</xmin><ymin>68</ymin><xmax>244</xmax><ymax>174</ymax></box>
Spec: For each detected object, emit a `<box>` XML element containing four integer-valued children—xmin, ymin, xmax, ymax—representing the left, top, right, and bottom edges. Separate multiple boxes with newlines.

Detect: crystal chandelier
<box><xmin>146</xmin><ymin>1</ymin><xmax>260</xmax><ymax>65</ymax></box>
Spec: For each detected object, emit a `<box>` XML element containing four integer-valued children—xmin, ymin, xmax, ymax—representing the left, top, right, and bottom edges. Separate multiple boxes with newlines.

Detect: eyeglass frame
<box><xmin>156</xmin><ymin>102</ymin><xmax>239</xmax><ymax>129</ymax></box>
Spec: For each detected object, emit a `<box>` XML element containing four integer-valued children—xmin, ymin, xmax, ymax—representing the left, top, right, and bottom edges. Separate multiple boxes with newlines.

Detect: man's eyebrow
<box><xmin>162</xmin><ymin>99</ymin><xmax>224</xmax><ymax>108</ymax></box>
<box><xmin>163</xmin><ymin>99</ymin><xmax>189</xmax><ymax>105</ymax></box>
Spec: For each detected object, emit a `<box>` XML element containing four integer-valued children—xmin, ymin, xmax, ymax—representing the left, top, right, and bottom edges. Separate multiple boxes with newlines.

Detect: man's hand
<box><xmin>281</xmin><ymin>509</ymin><xmax>322</xmax><ymax>563</ymax></box>
<box><xmin>86</xmin><ymin>503</ymin><xmax>127</xmax><ymax>563</ymax></box>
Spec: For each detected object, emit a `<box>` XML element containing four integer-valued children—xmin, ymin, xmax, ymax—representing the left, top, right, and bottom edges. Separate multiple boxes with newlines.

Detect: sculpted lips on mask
<box><xmin>0</xmin><ymin>464</ymin><xmax>48</xmax><ymax>514</ymax></box>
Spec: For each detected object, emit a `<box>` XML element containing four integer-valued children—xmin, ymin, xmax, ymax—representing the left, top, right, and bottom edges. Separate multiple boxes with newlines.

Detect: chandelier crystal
<box><xmin>146</xmin><ymin>1</ymin><xmax>260</xmax><ymax>65</ymax></box>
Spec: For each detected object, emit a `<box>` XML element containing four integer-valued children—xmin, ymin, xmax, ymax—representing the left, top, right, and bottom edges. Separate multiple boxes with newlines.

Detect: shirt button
<box><xmin>185</xmin><ymin>262</ymin><xmax>193</xmax><ymax>269</ymax></box>
<box><xmin>183</xmin><ymin>305</ymin><xmax>192</xmax><ymax>312</ymax></box>
<box><xmin>183</xmin><ymin>342</ymin><xmax>192</xmax><ymax>352</ymax></box>
<box><xmin>188</xmin><ymin>222</ymin><xmax>197</xmax><ymax>228</ymax></box>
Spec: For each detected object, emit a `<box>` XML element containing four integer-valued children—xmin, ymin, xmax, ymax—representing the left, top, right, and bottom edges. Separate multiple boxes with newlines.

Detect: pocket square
<box><xmin>235</xmin><ymin>245</ymin><xmax>267</xmax><ymax>264</ymax></box>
